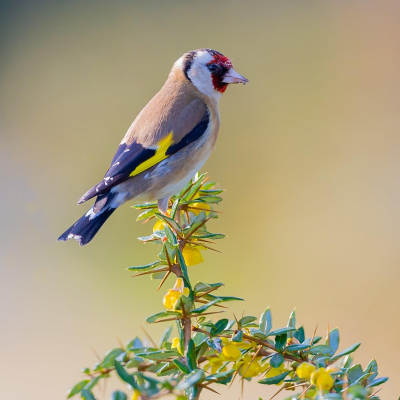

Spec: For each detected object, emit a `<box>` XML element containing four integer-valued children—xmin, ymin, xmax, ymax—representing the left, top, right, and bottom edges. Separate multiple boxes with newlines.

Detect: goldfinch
<box><xmin>59</xmin><ymin>48</ymin><xmax>248</xmax><ymax>245</ymax></box>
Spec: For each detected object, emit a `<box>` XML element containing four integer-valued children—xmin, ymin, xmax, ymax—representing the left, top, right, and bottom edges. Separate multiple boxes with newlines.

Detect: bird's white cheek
<box><xmin>188</xmin><ymin>69</ymin><xmax>217</xmax><ymax>99</ymax></box>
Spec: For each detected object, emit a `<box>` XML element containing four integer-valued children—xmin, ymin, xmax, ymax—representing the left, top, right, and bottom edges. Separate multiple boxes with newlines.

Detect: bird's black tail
<box><xmin>58</xmin><ymin>204</ymin><xmax>116</xmax><ymax>246</ymax></box>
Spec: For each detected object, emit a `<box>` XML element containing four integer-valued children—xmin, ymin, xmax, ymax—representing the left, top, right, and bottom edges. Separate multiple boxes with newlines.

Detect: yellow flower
<box><xmin>204</xmin><ymin>356</ymin><xmax>227</xmax><ymax>374</ymax></box>
<box><xmin>189</xmin><ymin>202</ymin><xmax>212</xmax><ymax>215</ymax></box>
<box><xmin>132</xmin><ymin>390</ymin><xmax>140</xmax><ymax>400</ymax></box>
<box><xmin>153</xmin><ymin>219</ymin><xmax>165</xmax><ymax>232</ymax></box>
<box><xmin>171</xmin><ymin>336</ymin><xmax>183</xmax><ymax>355</ymax></box>
<box><xmin>235</xmin><ymin>354</ymin><xmax>266</xmax><ymax>378</ymax></box>
<box><xmin>219</xmin><ymin>338</ymin><xmax>254</xmax><ymax>362</ymax></box>
<box><xmin>296</xmin><ymin>362</ymin><xmax>317</xmax><ymax>380</ymax></box>
<box><xmin>326</xmin><ymin>366</ymin><xmax>338</xmax><ymax>374</ymax></box>
<box><xmin>310</xmin><ymin>367</ymin><xmax>334</xmax><ymax>391</ymax></box>
<box><xmin>310</xmin><ymin>367</ymin><xmax>326</xmax><ymax>384</ymax></box>
<box><xmin>220</xmin><ymin>337</ymin><xmax>230</xmax><ymax>345</ymax></box>
<box><xmin>163</xmin><ymin>289</ymin><xmax>181</xmax><ymax>310</ymax></box>
<box><xmin>163</xmin><ymin>278</ymin><xmax>190</xmax><ymax>310</ymax></box>
<box><xmin>182</xmin><ymin>247</ymin><xmax>204</xmax><ymax>266</ymax></box>
<box><xmin>315</xmin><ymin>371</ymin><xmax>334</xmax><ymax>391</ymax></box>
<box><xmin>263</xmin><ymin>364</ymin><xmax>288</xmax><ymax>384</ymax></box>
<box><xmin>222</xmin><ymin>344</ymin><xmax>242</xmax><ymax>361</ymax></box>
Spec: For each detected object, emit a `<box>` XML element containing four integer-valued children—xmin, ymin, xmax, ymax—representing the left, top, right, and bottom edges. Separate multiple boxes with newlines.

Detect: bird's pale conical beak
<box><xmin>222</xmin><ymin>68</ymin><xmax>249</xmax><ymax>84</ymax></box>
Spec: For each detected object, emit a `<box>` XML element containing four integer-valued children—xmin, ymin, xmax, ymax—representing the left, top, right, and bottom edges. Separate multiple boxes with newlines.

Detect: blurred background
<box><xmin>1</xmin><ymin>0</ymin><xmax>399</xmax><ymax>398</ymax></box>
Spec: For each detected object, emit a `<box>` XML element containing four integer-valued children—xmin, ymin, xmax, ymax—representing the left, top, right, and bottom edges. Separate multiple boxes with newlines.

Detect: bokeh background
<box><xmin>1</xmin><ymin>0</ymin><xmax>400</xmax><ymax>398</ymax></box>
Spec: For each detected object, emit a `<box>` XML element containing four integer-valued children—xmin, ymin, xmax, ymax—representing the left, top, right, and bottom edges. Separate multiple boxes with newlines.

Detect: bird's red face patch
<box><xmin>207</xmin><ymin>55</ymin><xmax>233</xmax><ymax>93</ymax></box>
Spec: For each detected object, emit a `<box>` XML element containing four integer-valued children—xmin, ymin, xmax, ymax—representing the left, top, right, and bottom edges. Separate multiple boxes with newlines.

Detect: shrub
<box><xmin>67</xmin><ymin>174</ymin><xmax>388</xmax><ymax>400</ymax></box>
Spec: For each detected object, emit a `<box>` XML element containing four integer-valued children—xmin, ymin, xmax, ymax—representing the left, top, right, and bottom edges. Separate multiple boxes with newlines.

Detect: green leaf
<box><xmin>193</xmin><ymin>282</ymin><xmax>223</xmax><ymax>293</ymax></box>
<box><xmin>201</xmin><ymin>181</ymin><xmax>217</xmax><ymax>190</ymax></box>
<box><xmin>286</xmin><ymin>344</ymin><xmax>310</xmax><ymax>351</ymax></box>
<box><xmin>135</xmin><ymin>350</ymin><xmax>180</xmax><ymax>360</ymax></box>
<box><xmin>164</xmin><ymin>225</ymin><xmax>177</xmax><ymax>245</ymax></box>
<box><xmin>366</xmin><ymin>377</ymin><xmax>389</xmax><ymax>388</ymax></box>
<box><xmin>348</xmin><ymin>364</ymin><xmax>363</xmax><ymax>384</ymax></box>
<box><xmin>186</xmin><ymin>340</ymin><xmax>197</xmax><ymax>371</ymax></box>
<box><xmin>327</xmin><ymin>327</ymin><xmax>340</xmax><ymax>353</ymax></box>
<box><xmin>126</xmin><ymin>337</ymin><xmax>143</xmax><ymax>349</ymax></box>
<box><xmin>232</xmin><ymin>330</ymin><xmax>243</xmax><ymax>342</ymax></box>
<box><xmin>84</xmin><ymin>376</ymin><xmax>101</xmax><ymax>391</ymax></box>
<box><xmin>347</xmin><ymin>384</ymin><xmax>368</xmax><ymax>398</ymax></box>
<box><xmin>275</xmin><ymin>333</ymin><xmax>287</xmax><ymax>351</ymax></box>
<box><xmin>249</xmin><ymin>329</ymin><xmax>267</xmax><ymax>340</ymax></box>
<box><xmin>205</xmin><ymin>369</ymin><xmax>235</xmax><ymax>385</ymax></box>
<box><xmin>173</xmin><ymin>359</ymin><xmax>192</xmax><ymax>374</ymax></box>
<box><xmin>269</xmin><ymin>327</ymin><xmax>296</xmax><ymax>336</ymax></box>
<box><xmin>111</xmin><ymin>391</ymin><xmax>127</xmax><ymax>400</ymax></box>
<box><xmin>199</xmin><ymin>189</ymin><xmax>224</xmax><ymax>195</ymax></box>
<box><xmin>159</xmin><ymin>241</ymin><xmax>176</xmax><ymax>262</ymax></box>
<box><xmin>67</xmin><ymin>380</ymin><xmax>90</xmax><ymax>398</ymax></box>
<box><xmin>193</xmin><ymin>233</ymin><xmax>225</xmax><ymax>240</ymax></box>
<box><xmin>259</xmin><ymin>308</ymin><xmax>272</xmax><ymax>335</ymax></box>
<box><xmin>191</xmin><ymin>298</ymin><xmax>221</xmax><ymax>314</ymax></box>
<box><xmin>125</xmin><ymin>357</ymin><xmax>142</xmax><ymax>368</ymax></box>
<box><xmin>209</xmin><ymin>295</ymin><xmax>244</xmax><ymax>303</ymax></box>
<box><xmin>136</xmin><ymin>208</ymin><xmax>157</xmax><ymax>221</ymax></box>
<box><xmin>159</xmin><ymin>326</ymin><xmax>173</xmax><ymax>349</ymax></box>
<box><xmin>177</xmin><ymin>369</ymin><xmax>205</xmax><ymax>390</ymax></box>
<box><xmin>114</xmin><ymin>360</ymin><xmax>138</xmax><ymax>389</ymax></box>
<box><xmin>155</xmin><ymin>213</ymin><xmax>181</xmax><ymax>233</ymax></box>
<box><xmin>259</xmin><ymin>370</ymin><xmax>291</xmax><ymax>385</ymax></box>
<box><xmin>287</xmin><ymin>310</ymin><xmax>296</xmax><ymax>338</ymax></box>
<box><xmin>365</xmin><ymin>359</ymin><xmax>378</xmax><ymax>384</ymax></box>
<box><xmin>191</xmin><ymin>196</ymin><xmax>222</xmax><ymax>204</ymax></box>
<box><xmin>176</xmin><ymin>249</ymin><xmax>191</xmax><ymax>289</ymax></box>
<box><xmin>294</xmin><ymin>327</ymin><xmax>305</xmax><ymax>343</ymax></box>
<box><xmin>81</xmin><ymin>389</ymin><xmax>96</xmax><ymax>400</ymax></box>
<box><xmin>183</xmin><ymin>174</ymin><xmax>206</xmax><ymax>200</ymax></box>
<box><xmin>102</xmin><ymin>348</ymin><xmax>124</xmax><ymax>368</ymax></box>
<box><xmin>210</xmin><ymin>319</ymin><xmax>229</xmax><ymax>335</ymax></box>
<box><xmin>270</xmin><ymin>353</ymin><xmax>284</xmax><ymax>368</ymax></box>
<box><xmin>146</xmin><ymin>311</ymin><xmax>181</xmax><ymax>323</ymax></box>
<box><xmin>177</xmin><ymin>321</ymin><xmax>185</xmax><ymax>360</ymax></box>
<box><xmin>127</xmin><ymin>261</ymin><xmax>166</xmax><ymax>271</ymax></box>
<box><xmin>132</xmin><ymin>202</ymin><xmax>157</xmax><ymax>209</ymax></box>
<box><xmin>309</xmin><ymin>345</ymin><xmax>334</xmax><ymax>355</ymax></box>
<box><xmin>330</xmin><ymin>343</ymin><xmax>361</xmax><ymax>362</ymax></box>
<box><xmin>184</xmin><ymin>211</ymin><xmax>208</xmax><ymax>237</ymax></box>
<box><xmin>239</xmin><ymin>316</ymin><xmax>257</xmax><ymax>326</ymax></box>
<box><xmin>170</xmin><ymin>198</ymin><xmax>180</xmax><ymax>220</ymax></box>
<box><xmin>157</xmin><ymin>364</ymin><xmax>178</xmax><ymax>377</ymax></box>
<box><xmin>150</xmin><ymin>271</ymin><xmax>167</xmax><ymax>280</ymax></box>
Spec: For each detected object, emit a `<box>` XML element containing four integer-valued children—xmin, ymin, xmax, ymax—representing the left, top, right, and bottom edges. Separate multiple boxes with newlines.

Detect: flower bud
<box><xmin>316</xmin><ymin>371</ymin><xmax>334</xmax><ymax>391</ymax></box>
<box><xmin>222</xmin><ymin>344</ymin><xmax>242</xmax><ymax>361</ymax></box>
<box><xmin>153</xmin><ymin>220</ymin><xmax>165</xmax><ymax>232</ymax></box>
<box><xmin>182</xmin><ymin>247</ymin><xmax>204</xmax><ymax>266</ymax></box>
<box><xmin>190</xmin><ymin>203</ymin><xmax>212</xmax><ymax>215</ymax></box>
<box><xmin>296</xmin><ymin>362</ymin><xmax>316</xmax><ymax>380</ymax></box>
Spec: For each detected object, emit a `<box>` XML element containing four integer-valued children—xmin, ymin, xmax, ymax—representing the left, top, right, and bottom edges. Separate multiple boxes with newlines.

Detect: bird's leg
<box><xmin>157</xmin><ymin>196</ymin><xmax>170</xmax><ymax>216</ymax></box>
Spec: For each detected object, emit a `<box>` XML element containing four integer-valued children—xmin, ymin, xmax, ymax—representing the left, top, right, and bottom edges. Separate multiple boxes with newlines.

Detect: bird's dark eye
<box><xmin>207</xmin><ymin>64</ymin><xmax>219</xmax><ymax>72</ymax></box>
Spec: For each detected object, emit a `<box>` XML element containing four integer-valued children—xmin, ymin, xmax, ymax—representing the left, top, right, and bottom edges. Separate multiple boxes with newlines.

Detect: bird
<box><xmin>58</xmin><ymin>48</ymin><xmax>248</xmax><ymax>246</ymax></box>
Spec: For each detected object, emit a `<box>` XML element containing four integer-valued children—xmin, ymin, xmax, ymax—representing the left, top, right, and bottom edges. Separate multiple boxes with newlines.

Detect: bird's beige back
<box><xmin>121</xmin><ymin>67</ymin><xmax>210</xmax><ymax>148</ymax></box>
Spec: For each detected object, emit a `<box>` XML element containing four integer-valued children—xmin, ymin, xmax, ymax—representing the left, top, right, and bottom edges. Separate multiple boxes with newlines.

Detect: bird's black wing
<box><xmin>78</xmin><ymin>111</ymin><xmax>209</xmax><ymax>204</ymax></box>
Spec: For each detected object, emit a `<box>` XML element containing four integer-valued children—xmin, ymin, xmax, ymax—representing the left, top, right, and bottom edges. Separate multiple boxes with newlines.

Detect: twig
<box><xmin>141</xmin><ymin>326</ymin><xmax>158</xmax><ymax>348</ymax></box>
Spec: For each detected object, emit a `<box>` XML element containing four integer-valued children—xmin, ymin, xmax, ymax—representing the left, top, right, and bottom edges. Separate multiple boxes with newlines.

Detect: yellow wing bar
<box><xmin>129</xmin><ymin>132</ymin><xmax>174</xmax><ymax>178</ymax></box>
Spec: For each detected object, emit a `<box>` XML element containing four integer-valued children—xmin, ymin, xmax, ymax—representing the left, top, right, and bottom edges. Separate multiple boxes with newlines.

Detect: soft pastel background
<box><xmin>1</xmin><ymin>0</ymin><xmax>399</xmax><ymax>398</ymax></box>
